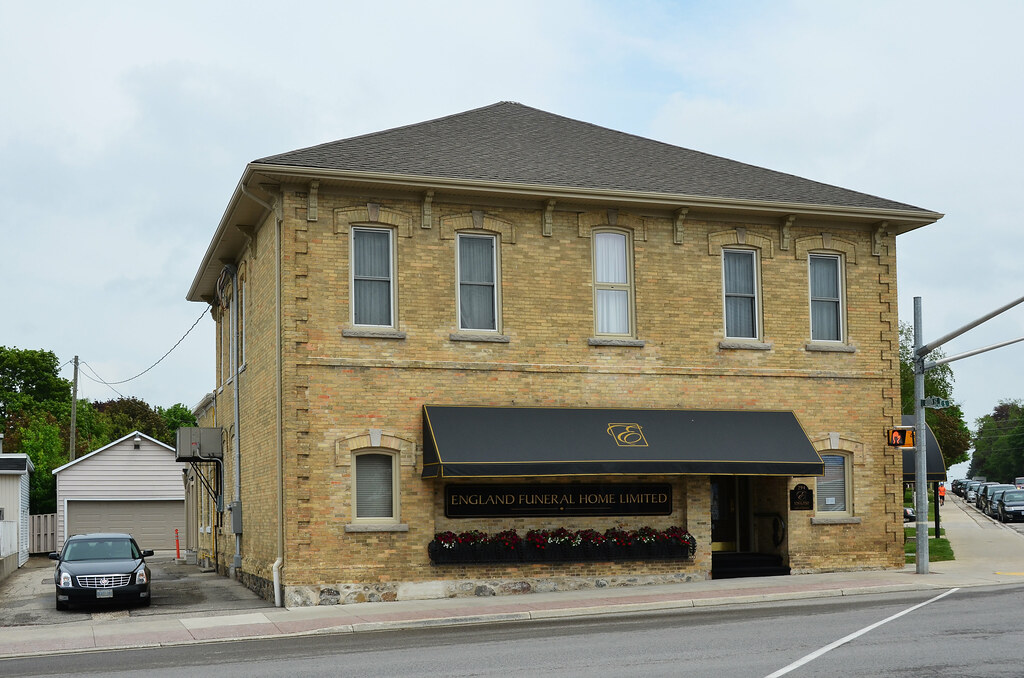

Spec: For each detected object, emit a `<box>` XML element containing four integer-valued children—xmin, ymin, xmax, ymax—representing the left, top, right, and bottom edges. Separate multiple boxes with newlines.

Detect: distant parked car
<box><xmin>49</xmin><ymin>533</ymin><xmax>153</xmax><ymax>610</ymax></box>
<box><xmin>903</xmin><ymin>507</ymin><xmax>915</xmax><ymax>522</ymax></box>
<box><xmin>997</xmin><ymin>490</ymin><xmax>1024</xmax><ymax>522</ymax></box>
<box><xmin>987</xmin><ymin>489</ymin><xmax>1011</xmax><ymax>518</ymax></box>
<box><xmin>965</xmin><ymin>481</ymin><xmax>985</xmax><ymax>503</ymax></box>
<box><xmin>1015</xmin><ymin>477</ymin><xmax>1024</xmax><ymax>490</ymax></box>
<box><xmin>974</xmin><ymin>482</ymin><xmax>1000</xmax><ymax>509</ymax></box>
<box><xmin>980</xmin><ymin>484</ymin><xmax>1015</xmax><ymax>515</ymax></box>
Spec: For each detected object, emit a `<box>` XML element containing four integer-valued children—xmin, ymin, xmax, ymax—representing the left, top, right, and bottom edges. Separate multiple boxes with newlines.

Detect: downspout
<box><xmin>274</xmin><ymin>194</ymin><xmax>285</xmax><ymax>607</ymax></box>
<box><xmin>231</xmin><ymin>265</ymin><xmax>242</xmax><ymax>573</ymax></box>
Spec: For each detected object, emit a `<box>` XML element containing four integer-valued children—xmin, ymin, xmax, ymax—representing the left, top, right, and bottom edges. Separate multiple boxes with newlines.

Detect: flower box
<box><xmin>428</xmin><ymin>526</ymin><xmax>696</xmax><ymax>565</ymax></box>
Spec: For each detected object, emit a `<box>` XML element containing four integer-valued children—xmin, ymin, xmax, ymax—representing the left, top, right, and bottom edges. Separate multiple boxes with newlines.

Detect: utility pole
<box><xmin>913</xmin><ymin>294</ymin><xmax>1024</xmax><ymax>574</ymax></box>
<box><xmin>69</xmin><ymin>355</ymin><xmax>79</xmax><ymax>460</ymax></box>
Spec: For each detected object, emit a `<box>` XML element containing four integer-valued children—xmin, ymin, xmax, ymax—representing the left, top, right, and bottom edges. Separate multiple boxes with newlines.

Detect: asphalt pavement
<box><xmin>2</xmin><ymin>495</ymin><xmax>1023</xmax><ymax>659</ymax></box>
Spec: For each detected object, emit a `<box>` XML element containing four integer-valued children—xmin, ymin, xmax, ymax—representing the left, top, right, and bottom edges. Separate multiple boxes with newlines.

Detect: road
<box><xmin>3</xmin><ymin>585</ymin><xmax>1022</xmax><ymax>677</ymax></box>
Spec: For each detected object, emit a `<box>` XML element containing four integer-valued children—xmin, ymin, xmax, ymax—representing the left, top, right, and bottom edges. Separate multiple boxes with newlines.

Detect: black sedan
<box><xmin>997</xmin><ymin>490</ymin><xmax>1024</xmax><ymax>523</ymax></box>
<box><xmin>50</xmin><ymin>533</ymin><xmax>153</xmax><ymax>610</ymax></box>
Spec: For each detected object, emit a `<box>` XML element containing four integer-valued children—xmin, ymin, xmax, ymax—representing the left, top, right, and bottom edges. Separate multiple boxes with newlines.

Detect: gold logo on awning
<box><xmin>607</xmin><ymin>423</ymin><xmax>648</xmax><ymax>447</ymax></box>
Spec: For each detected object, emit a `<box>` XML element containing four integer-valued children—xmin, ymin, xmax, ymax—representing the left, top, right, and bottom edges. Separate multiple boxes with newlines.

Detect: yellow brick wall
<box><xmin>208</xmin><ymin>187</ymin><xmax>905</xmax><ymax>594</ymax></box>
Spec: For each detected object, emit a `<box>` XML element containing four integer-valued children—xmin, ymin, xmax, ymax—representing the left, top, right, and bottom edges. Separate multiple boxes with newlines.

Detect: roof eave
<box><xmin>187</xmin><ymin>166</ymin><xmax>273</xmax><ymax>302</ymax></box>
<box><xmin>250</xmin><ymin>163</ymin><xmax>943</xmax><ymax>226</ymax></box>
<box><xmin>188</xmin><ymin>163</ymin><xmax>942</xmax><ymax>300</ymax></box>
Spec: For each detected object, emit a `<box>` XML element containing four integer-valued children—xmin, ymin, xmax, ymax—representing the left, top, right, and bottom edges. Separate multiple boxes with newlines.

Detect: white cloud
<box><xmin>2</xmin><ymin>0</ymin><xmax>1022</xmax><ymax>429</ymax></box>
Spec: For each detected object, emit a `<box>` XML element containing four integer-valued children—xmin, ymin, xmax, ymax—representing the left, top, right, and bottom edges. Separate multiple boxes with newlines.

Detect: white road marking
<box><xmin>763</xmin><ymin>588</ymin><xmax>960</xmax><ymax>678</ymax></box>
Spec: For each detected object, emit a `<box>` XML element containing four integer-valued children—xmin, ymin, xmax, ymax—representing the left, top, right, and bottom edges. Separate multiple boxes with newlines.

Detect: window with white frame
<box><xmin>817</xmin><ymin>453</ymin><xmax>851</xmax><ymax>513</ymax></box>
<box><xmin>351</xmin><ymin>227</ymin><xmax>394</xmax><ymax>327</ymax></box>
<box><xmin>457</xmin><ymin>233</ymin><xmax>497</xmax><ymax>331</ymax></box>
<box><xmin>809</xmin><ymin>254</ymin><xmax>843</xmax><ymax>341</ymax></box>
<box><xmin>723</xmin><ymin>249</ymin><xmax>758</xmax><ymax>339</ymax></box>
<box><xmin>353</xmin><ymin>451</ymin><xmax>398</xmax><ymax>521</ymax></box>
<box><xmin>593</xmin><ymin>230</ymin><xmax>634</xmax><ymax>335</ymax></box>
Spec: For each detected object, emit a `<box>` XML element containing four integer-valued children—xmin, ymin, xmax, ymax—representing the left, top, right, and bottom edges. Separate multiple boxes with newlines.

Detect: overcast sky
<box><xmin>2</xmin><ymin>1</ymin><xmax>1022</xmax><ymax>473</ymax></box>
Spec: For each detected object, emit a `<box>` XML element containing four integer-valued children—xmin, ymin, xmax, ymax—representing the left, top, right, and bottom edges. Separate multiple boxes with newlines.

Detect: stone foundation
<box><xmin>283</xmin><ymin>570</ymin><xmax>708</xmax><ymax>607</ymax></box>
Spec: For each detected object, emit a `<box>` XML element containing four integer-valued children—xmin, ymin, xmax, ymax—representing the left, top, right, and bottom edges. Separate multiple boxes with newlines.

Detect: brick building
<box><xmin>185</xmin><ymin>103</ymin><xmax>940</xmax><ymax>605</ymax></box>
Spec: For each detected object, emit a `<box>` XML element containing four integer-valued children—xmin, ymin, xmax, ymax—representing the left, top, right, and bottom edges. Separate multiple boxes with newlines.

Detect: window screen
<box><xmin>817</xmin><ymin>454</ymin><xmax>848</xmax><ymax>512</ymax></box>
<box><xmin>355</xmin><ymin>453</ymin><xmax>394</xmax><ymax>519</ymax></box>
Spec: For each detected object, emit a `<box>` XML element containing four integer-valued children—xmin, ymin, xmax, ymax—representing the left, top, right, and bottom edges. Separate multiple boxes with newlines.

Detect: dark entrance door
<box><xmin>711</xmin><ymin>476</ymin><xmax>750</xmax><ymax>552</ymax></box>
<box><xmin>711</xmin><ymin>475</ymin><xmax>790</xmax><ymax>579</ymax></box>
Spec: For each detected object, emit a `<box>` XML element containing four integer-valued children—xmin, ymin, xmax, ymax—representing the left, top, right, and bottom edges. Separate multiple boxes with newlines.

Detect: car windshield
<box><xmin>63</xmin><ymin>538</ymin><xmax>140</xmax><ymax>561</ymax></box>
<box><xmin>1001</xmin><ymin>491</ymin><xmax>1024</xmax><ymax>502</ymax></box>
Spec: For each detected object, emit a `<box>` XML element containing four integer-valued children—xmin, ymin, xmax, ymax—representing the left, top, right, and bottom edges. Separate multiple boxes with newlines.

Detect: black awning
<box><xmin>422</xmin><ymin>406</ymin><xmax>823</xmax><ymax>478</ymax></box>
<box><xmin>901</xmin><ymin>415</ymin><xmax>948</xmax><ymax>483</ymax></box>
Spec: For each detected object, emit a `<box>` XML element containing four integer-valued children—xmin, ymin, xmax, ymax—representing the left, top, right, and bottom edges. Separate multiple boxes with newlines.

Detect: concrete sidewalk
<box><xmin>3</xmin><ymin>496</ymin><xmax>1023</xmax><ymax>659</ymax></box>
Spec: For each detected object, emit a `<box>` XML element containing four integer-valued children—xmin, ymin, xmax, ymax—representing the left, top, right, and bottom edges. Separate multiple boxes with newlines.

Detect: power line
<box><xmin>72</xmin><ymin>307</ymin><xmax>209</xmax><ymax>392</ymax></box>
<box><xmin>79</xmin><ymin>361</ymin><xmax>124</xmax><ymax>399</ymax></box>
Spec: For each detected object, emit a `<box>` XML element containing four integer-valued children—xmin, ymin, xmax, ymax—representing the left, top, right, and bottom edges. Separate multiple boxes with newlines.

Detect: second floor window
<box><xmin>458</xmin><ymin>233</ymin><xmax>497</xmax><ymax>331</ymax></box>
<box><xmin>352</xmin><ymin>227</ymin><xmax>393</xmax><ymax>327</ymax></box>
<box><xmin>723</xmin><ymin>249</ymin><xmax>758</xmax><ymax>339</ymax></box>
<box><xmin>810</xmin><ymin>254</ymin><xmax>842</xmax><ymax>341</ymax></box>
<box><xmin>593</xmin><ymin>230</ymin><xmax>633</xmax><ymax>335</ymax></box>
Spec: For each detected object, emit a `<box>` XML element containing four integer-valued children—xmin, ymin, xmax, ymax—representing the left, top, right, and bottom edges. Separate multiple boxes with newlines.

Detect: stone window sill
<box><xmin>449</xmin><ymin>332</ymin><xmax>510</xmax><ymax>343</ymax></box>
<box><xmin>719</xmin><ymin>340</ymin><xmax>772</xmax><ymax>351</ymax></box>
<box><xmin>344</xmin><ymin>523</ymin><xmax>409</xmax><ymax>533</ymax></box>
<box><xmin>342</xmin><ymin>328</ymin><xmax>407</xmax><ymax>339</ymax></box>
<box><xmin>805</xmin><ymin>342</ymin><xmax>856</xmax><ymax>353</ymax></box>
<box><xmin>810</xmin><ymin>516</ymin><xmax>861</xmax><ymax>525</ymax></box>
<box><xmin>588</xmin><ymin>337</ymin><xmax>646</xmax><ymax>347</ymax></box>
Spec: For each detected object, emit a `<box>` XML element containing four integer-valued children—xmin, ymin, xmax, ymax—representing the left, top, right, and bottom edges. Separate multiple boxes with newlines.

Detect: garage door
<box><xmin>67</xmin><ymin>500</ymin><xmax>183</xmax><ymax>550</ymax></box>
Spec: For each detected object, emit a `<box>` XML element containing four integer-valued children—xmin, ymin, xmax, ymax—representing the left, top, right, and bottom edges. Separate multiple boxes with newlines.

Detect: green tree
<box><xmin>157</xmin><ymin>403</ymin><xmax>197</xmax><ymax>440</ymax></box>
<box><xmin>93</xmin><ymin>397</ymin><xmax>171</xmax><ymax>444</ymax></box>
<box><xmin>969</xmin><ymin>401</ymin><xmax>1024</xmax><ymax>482</ymax></box>
<box><xmin>1</xmin><ymin>347</ymin><xmax>73</xmax><ymax>512</ymax></box>
<box><xmin>6</xmin><ymin>409</ymin><xmax>65</xmax><ymax>513</ymax></box>
<box><xmin>898</xmin><ymin>322</ymin><xmax>971</xmax><ymax>467</ymax></box>
<box><xmin>70</xmin><ymin>398</ymin><xmax>110</xmax><ymax>458</ymax></box>
<box><xmin>0</xmin><ymin>346</ymin><xmax>71</xmax><ymax>420</ymax></box>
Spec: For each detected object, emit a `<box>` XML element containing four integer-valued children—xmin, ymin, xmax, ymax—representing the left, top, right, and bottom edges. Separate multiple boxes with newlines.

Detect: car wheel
<box><xmin>55</xmin><ymin>595</ymin><xmax>68</xmax><ymax>611</ymax></box>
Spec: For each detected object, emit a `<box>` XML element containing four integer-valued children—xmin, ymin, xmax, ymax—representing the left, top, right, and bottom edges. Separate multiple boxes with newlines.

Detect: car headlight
<box><xmin>135</xmin><ymin>567</ymin><xmax>148</xmax><ymax>585</ymax></box>
<box><xmin>59</xmin><ymin>571</ymin><xmax>72</xmax><ymax>587</ymax></box>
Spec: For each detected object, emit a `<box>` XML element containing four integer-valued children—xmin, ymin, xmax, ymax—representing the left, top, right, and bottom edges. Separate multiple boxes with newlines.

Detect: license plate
<box><xmin>96</xmin><ymin>589</ymin><xmax>113</xmax><ymax>599</ymax></box>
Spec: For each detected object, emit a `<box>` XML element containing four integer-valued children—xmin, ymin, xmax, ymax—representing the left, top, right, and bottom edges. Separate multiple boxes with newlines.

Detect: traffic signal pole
<box><xmin>912</xmin><ymin>294</ymin><xmax>1024</xmax><ymax>574</ymax></box>
<box><xmin>913</xmin><ymin>299</ymin><xmax>929</xmax><ymax>573</ymax></box>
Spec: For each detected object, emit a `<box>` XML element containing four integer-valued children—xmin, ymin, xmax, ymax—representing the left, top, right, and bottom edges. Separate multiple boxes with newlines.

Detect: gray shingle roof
<box><xmin>255</xmin><ymin>102</ymin><xmax>925</xmax><ymax>212</ymax></box>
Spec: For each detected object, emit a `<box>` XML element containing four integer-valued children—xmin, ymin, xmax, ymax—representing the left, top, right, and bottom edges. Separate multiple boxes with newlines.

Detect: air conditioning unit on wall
<box><xmin>175</xmin><ymin>427</ymin><xmax>224</xmax><ymax>462</ymax></box>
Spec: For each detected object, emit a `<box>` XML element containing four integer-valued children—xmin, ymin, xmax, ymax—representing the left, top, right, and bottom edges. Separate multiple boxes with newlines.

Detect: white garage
<box><xmin>53</xmin><ymin>432</ymin><xmax>184</xmax><ymax>551</ymax></box>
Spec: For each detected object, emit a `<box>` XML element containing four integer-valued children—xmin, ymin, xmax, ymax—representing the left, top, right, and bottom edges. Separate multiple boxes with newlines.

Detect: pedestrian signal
<box><xmin>887</xmin><ymin>428</ymin><xmax>915</xmax><ymax>447</ymax></box>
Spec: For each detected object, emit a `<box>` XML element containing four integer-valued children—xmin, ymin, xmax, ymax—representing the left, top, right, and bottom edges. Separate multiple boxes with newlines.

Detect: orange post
<box><xmin>175</xmin><ymin>528</ymin><xmax>181</xmax><ymax>559</ymax></box>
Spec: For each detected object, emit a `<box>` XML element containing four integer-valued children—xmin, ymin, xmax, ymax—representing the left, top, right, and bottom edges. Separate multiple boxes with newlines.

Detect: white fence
<box><xmin>0</xmin><ymin>520</ymin><xmax>16</xmax><ymax>558</ymax></box>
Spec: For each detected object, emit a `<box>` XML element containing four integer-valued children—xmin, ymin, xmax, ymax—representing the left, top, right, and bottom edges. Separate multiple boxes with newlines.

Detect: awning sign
<box><xmin>444</xmin><ymin>483</ymin><xmax>673</xmax><ymax>518</ymax></box>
